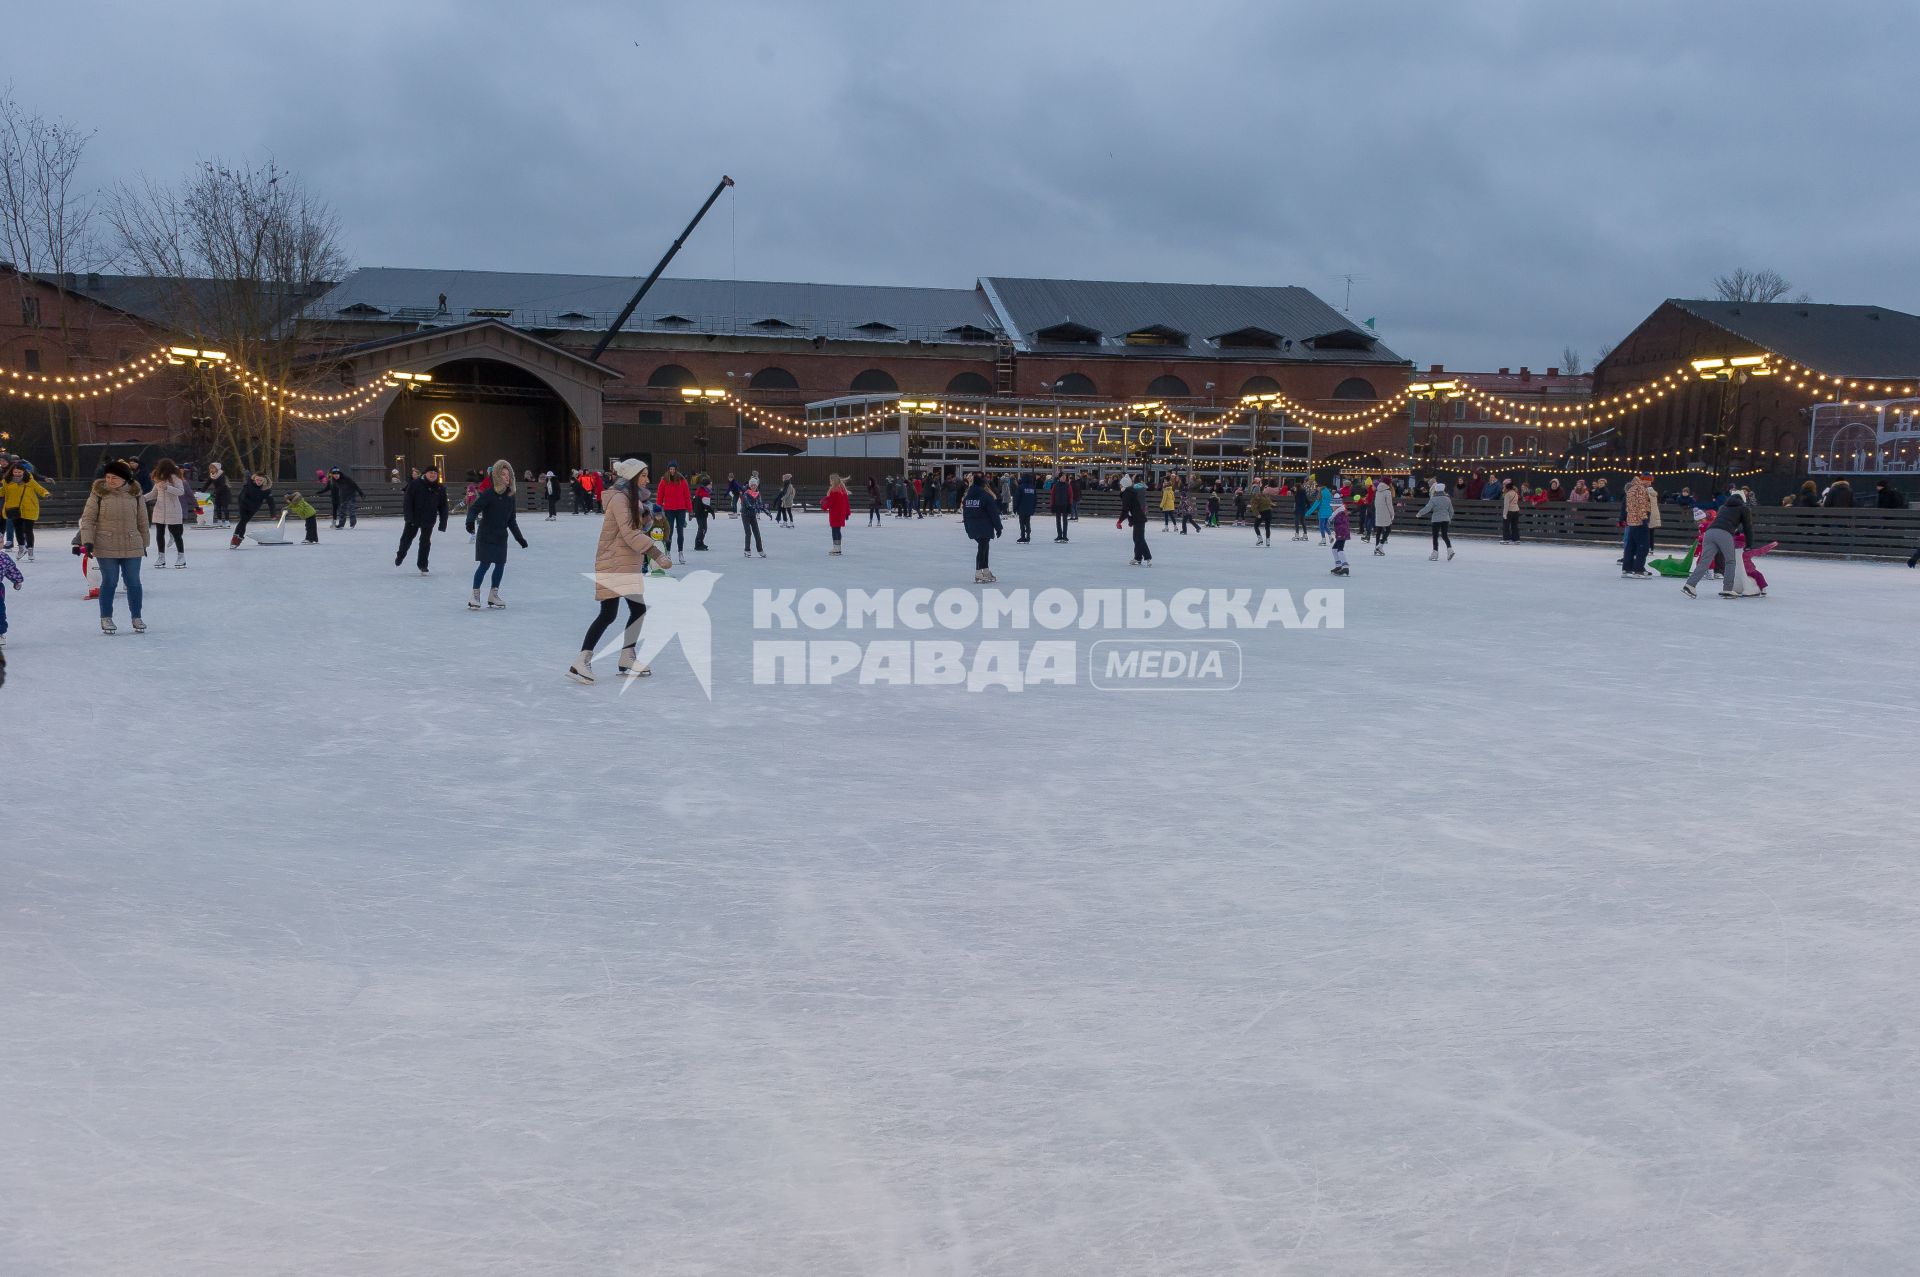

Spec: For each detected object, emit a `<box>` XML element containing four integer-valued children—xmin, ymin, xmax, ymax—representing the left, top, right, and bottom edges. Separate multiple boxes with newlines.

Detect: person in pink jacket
<box><xmin>821</xmin><ymin>474</ymin><xmax>851</xmax><ymax>556</ymax></box>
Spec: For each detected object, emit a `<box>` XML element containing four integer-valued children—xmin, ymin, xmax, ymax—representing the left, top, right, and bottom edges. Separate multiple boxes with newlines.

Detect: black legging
<box><xmin>1431</xmin><ymin>520</ymin><xmax>1452</xmax><ymax>549</ymax></box>
<box><xmin>742</xmin><ymin>509</ymin><xmax>763</xmax><ymax>553</ymax></box>
<box><xmin>1054</xmin><ymin>511</ymin><xmax>1070</xmax><ymax>539</ymax></box>
<box><xmin>1294</xmin><ymin>508</ymin><xmax>1308</xmax><ymax>535</ymax></box>
<box><xmin>974</xmin><ymin>538</ymin><xmax>991</xmax><ymax>570</ymax></box>
<box><xmin>10</xmin><ymin>516</ymin><xmax>34</xmax><ymax>550</ymax></box>
<box><xmin>1254</xmin><ymin>511</ymin><xmax>1272</xmax><ymax>539</ymax></box>
<box><xmin>1503</xmin><ymin>512</ymin><xmax>1520</xmax><ymax>542</ymax></box>
<box><xmin>1131</xmin><ymin>523</ymin><xmax>1152</xmax><ymax>561</ymax></box>
<box><xmin>582</xmin><ymin>597</ymin><xmax>646</xmax><ymax>653</ymax></box>
<box><xmin>155</xmin><ymin>525</ymin><xmax>185</xmax><ymax>554</ymax></box>
<box><xmin>1376</xmin><ymin>525</ymin><xmax>1391</xmax><ymax>547</ymax></box>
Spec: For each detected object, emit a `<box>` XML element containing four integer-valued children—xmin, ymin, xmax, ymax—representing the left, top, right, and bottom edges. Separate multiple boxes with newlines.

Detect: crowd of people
<box><xmin>1</xmin><ymin>441</ymin><xmax>1916</xmax><ymax>670</ymax></box>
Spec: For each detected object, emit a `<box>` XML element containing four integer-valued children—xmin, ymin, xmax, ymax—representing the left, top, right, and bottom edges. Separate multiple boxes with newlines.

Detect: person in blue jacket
<box><xmin>962</xmin><ymin>471</ymin><xmax>1003</xmax><ymax>582</ymax></box>
<box><xmin>1012</xmin><ymin>472</ymin><xmax>1038</xmax><ymax>542</ymax></box>
<box><xmin>1303</xmin><ymin>481</ymin><xmax>1335</xmax><ymax>545</ymax></box>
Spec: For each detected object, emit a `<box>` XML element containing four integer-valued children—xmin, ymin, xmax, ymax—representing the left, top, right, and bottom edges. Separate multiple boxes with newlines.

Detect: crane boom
<box><xmin>589</xmin><ymin>175</ymin><xmax>735</xmax><ymax>363</ymax></box>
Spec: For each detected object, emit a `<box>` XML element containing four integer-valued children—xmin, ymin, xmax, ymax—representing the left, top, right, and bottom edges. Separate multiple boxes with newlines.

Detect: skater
<box><xmin>1684</xmin><ymin>490</ymin><xmax>1750</xmax><ymax>599</ymax></box>
<box><xmin>1249</xmin><ymin>483</ymin><xmax>1274</xmax><ymax>544</ymax></box>
<box><xmin>1303</xmin><ymin>481</ymin><xmax>1333</xmax><ymax>544</ymax></box>
<box><xmin>464</xmin><ymin>459</ymin><xmax>528</xmax><ymax>609</ymax></box>
<box><xmin>740</xmin><ymin>472</ymin><xmax>767</xmax><ymax>557</ymax></box>
<box><xmin>203</xmin><ymin>461</ymin><xmax>231</xmax><ymax>524</ymax></box>
<box><xmin>1372</xmin><ymin>478</ymin><xmax>1395</xmax><ymax>554</ymax></box>
<box><xmin>1050</xmin><ymin>469</ymin><xmax>1074</xmax><ymax>541</ymax></box>
<box><xmin>1621</xmin><ymin>473</ymin><xmax>1655</xmax><ymax>577</ymax></box>
<box><xmin>286</xmin><ymin>490</ymin><xmax>322</xmax><ymax>543</ymax></box>
<box><xmin>2</xmin><ymin>461</ymin><xmax>50</xmax><ymax>561</ymax></box>
<box><xmin>866</xmin><ymin>475</ymin><xmax>883</xmax><ymax>527</ymax></box>
<box><xmin>1205</xmin><ymin>488</ymin><xmax>1221</xmax><ymax>528</ymax></box>
<box><xmin>0</xmin><ymin>546</ymin><xmax>19</xmax><ymax>647</ymax></box>
<box><xmin>231</xmin><ymin>473</ymin><xmax>277</xmax><ymax>545</ymax></box>
<box><xmin>692</xmin><ymin>473</ymin><xmax>714</xmax><ymax>549</ymax></box>
<box><xmin>725</xmin><ymin>472</ymin><xmax>742</xmax><ymax>516</ymax></box>
<box><xmin>1176</xmin><ymin>484</ymin><xmax>1201</xmax><ymax>535</ymax></box>
<box><xmin>396</xmin><ymin>465</ymin><xmax>449</xmax><ymax>572</ymax></box>
<box><xmin>78</xmin><ymin>460</ymin><xmax>150</xmax><ymax>634</ymax></box>
<box><xmin>568</xmin><ymin>459</ymin><xmax>673</xmax><ymax>683</ymax></box>
<box><xmin>542</xmin><ymin>470</ymin><xmax>561</xmax><ymax>520</ymax></box>
<box><xmin>656</xmin><ymin>463</ymin><xmax>692</xmax><ymax>553</ymax></box>
<box><xmin>1118</xmin><ymin>474</ymin><xmax>1153</xmax><ymax>565</ymax></box>
<box><xmin>1328</xmin><ymin>495</ymin><xmax>1352</xmax><ymax>576</ymax></box>
<box><xmin>822</xmin><ymin>473</ymin><xmax>851</xmax><ymax>555</ymax></box>
<box><xmin>324</xmin><ymin>466</ymin><xmax>363</xmax><ymax>528</ymax></box>
<box><xmin>776</xmin><ymin>474</ymin><xmax>797</xmax><ymax>526</ymax></box>
<box><xmin>1293</xmin><ymin>479</ymin><xmax>1313</xmax><ymax>541</ymax></box>
<box><xmin>1416</xmin><ymin>481</ymin><xmax>1455</xmax><ymax>560</ymax></box>
<box><xmin>1233</xmin><ymin>487</ymin><xmax>1248</xmax><ymax>527</ymax></box>
<box><xmin>1500</xmin><ymin>479</ymin><xmax>1521</xmax><ymax>543</ymax></box>
<box><xmin>1159</xmin><ymin>479</ymin><xmax>1177</xmax><ymax>529</ymax></box>
<box><xmin>962</xmin><ymin>471</ymin><xmax>1002</xmax><ymax>582</ymax></box>
<box><xmin>145</xmin><ymin>458</ymin><xmax>189</xmax><ymax>568</ymax></box>
<box><xmin>1013</xmin><ymin>471</ymin><xmax>1037</xmax><ymax>542</ymax></box>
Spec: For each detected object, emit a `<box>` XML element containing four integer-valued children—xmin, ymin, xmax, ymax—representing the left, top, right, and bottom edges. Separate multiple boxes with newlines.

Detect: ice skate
<box><xmin>100</xmin><ymin>617</ymin><xmax>117</xmax><ymax>635</ymax></box>
<box><xmin>173</xmin><ymin>552</ymin><xmax>185</xmax><ymax>568</ymax></box>
<box><xmin>1373</xmin><ymin>547</ymin><xmax>1385</xmax><ymax>556</ymax></box>
<box><xmin>487</xmin><ymin>589</ymin><xmax>506</xmax><ymax>609</ymax></box>
<box><xmin>395</xmin><ymin>551</ymin><xmax>405</xmax><ymax>567</ymax></box>
<box><xmin>567</xmin><ymin>652</ymin><xmax>595</xmax><ymax>684</ymax></box>
<box><xmin>1446</xmin><ymin>548</ymin><xmax>1455</xmax><ymax>561</ymax></box>
<box><xmin>974</xmin><ymin>568</ymin><xmax>990</xmax><ymax>583</ymax></box>
<box><xmin>1431</xmin><ymin>551</ymin><xmax>1440</xmax><ymax>560</ymax></box>
<box><xmin>154</xmin><ymin>557</ymin><xmax>167</xmax><ymax>569</ymax></box>
<box><xmin>468</xmin><ymin>590</ymin><xmax>482</xmax><ymax>610</ymax></box>
<box><xmin>419</xmin><ymin>568</ymin><xmax>429</xmax><ymax>576</ymax></box>
<box><xmin>131</xmin><ymin>618</ymin><xmax>146</xmax><ymax>634</ymax></box>
<box><xmin>1682</xmin><ymin>584</ymin><xmax>1697</xmax><ymax>598</ymax></box>
<box><xmin>618</xmin><ymin>651</ymin><xmax>652</xmax><ymax>678</ymax></box>
<box><xmin>758</xmin><ymin>551</ymin><xmax>766</xmax><ymax>558</ymax></box>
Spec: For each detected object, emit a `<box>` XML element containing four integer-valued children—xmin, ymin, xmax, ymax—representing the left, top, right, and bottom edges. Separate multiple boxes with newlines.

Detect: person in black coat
<box><xmin>396</xmin><ymin>465</ymin><xmax>450</xmax><ymax>573</ymax></box>
<box><xmin>324</xmin><ymin>467</ymin><xmax>365</xmax><ymax>528</ymax></box>
<box><xmin>464</xmin><ymin>462</ymin><xmax>528</xmax><ymax>608</ymax></box>
<box><xmin>1013</xmin><ymin>473</ymin><xmax>1038</xmax><ymax>543</ymax></box>
<box><xmin>230</xmin><ymin>474</ymin><xmax>277</xmax><ymax>545</ymax></box>
<box><xmin>961</xmin><ymin>472</ymin><xmax>1003</xmax><ymax>582</ymax></box>
<box><xmin>204</xmin><ymin>462</ymin><xmax>232</xmax><ymax>525</ymax></box>
<box><xmin>1047</xmin><ymin>470</ymin><xmax>1075</xmax><ymax>542</ymax></box>
<box><xmin>1119</xmin><ymin>474</ymin><xmax>1153</xmax><ymax>564</ymax></box>
<box><xmin>1875</xmin><ymin>481</ymin><xmax>1909</xmax><ymax>509</ymax></box>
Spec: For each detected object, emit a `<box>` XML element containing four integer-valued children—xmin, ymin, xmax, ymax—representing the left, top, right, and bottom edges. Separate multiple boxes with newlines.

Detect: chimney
<box><xmin>1547</xmin><ymin>367</ymin><xmax>1559</xmax><ymax>378</ymax></box>
<box><xmin>1498</xmin><ymin>367</ymin><xmax>1509</xmax><ymax>375</ymax></box>
<box><xmin>1429</xmin><ymin>363</ymin><xmax>1444</xmax><ymax>374</ymax></box>
<box><xmin>1519</xmin><ymin>366</ymin><xmax>1531</xmax><ymax>381</ymax></box>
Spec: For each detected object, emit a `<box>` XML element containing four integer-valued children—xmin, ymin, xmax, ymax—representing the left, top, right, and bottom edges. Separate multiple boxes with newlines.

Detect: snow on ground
<box><xmin>3</xmin><ymin>509</ymin><xmax>1918</xmax><ymax>1275</ymax></box>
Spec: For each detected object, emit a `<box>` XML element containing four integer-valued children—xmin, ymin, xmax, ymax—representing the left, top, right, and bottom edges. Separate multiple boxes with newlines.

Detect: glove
<box><xmin>78</xmin><ymin>542</ymin><xmax>93</xmax><ymax>557</ymax></box>
<box><xmin>1115</xmin><ymin>518</ymin><xmax>1124</xmax><ymax>529</ymax></box>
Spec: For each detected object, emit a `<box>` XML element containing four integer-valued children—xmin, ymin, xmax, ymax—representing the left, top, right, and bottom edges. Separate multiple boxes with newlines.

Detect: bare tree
<box><xmin>106</xmin><ymin>158</ymin><xmax>349</xmax><ymax>476</ymax></box>
<box><xmin>1712</xmin><ymin>268</ymin><xmax>1795</xmax><ymax>304</ymax></box>
<box><xmin>1597</xmin><ymin>341</ymin><xmax>1615</xmax><ymax>363</ymax></box>
<box><xmin>1559</xmin><ymin>346</ymin><xmax>1583</xmax><ymax>377</ymax></box>
<box><xmin>0</xmin><ymin>86</ymin><xmax>100</xmax><ymax>472</ymax></box>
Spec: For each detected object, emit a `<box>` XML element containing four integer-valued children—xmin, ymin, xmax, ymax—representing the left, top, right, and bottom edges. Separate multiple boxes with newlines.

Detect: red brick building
<box><xmin>1406</xmin><ymin>363</ymin><xmax>1592</xmax><ymax>468</ymax></box>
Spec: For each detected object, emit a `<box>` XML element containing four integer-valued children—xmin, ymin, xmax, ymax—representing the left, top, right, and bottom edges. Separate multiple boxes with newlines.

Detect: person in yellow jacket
<box><xmin>1159</xmin><ymin>477</ymin><xmax>1178</xmax><ymax>528</ymax></box>
<box><xmin>2</xmin><ymin>462</ymin><xmax>52</xmax><ymax>561</ymax></box>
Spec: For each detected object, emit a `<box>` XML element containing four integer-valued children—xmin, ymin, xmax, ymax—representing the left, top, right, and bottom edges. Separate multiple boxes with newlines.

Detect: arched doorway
<box><xmin>384</xmin><ymin>357</ymin><xmax>575</xmax><ymax>481</ymax></box>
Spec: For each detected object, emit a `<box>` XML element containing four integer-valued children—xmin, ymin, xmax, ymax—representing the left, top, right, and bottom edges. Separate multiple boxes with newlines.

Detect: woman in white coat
<box><xmin>146</xmin><ymin>457</ymin><xmax>189</xmax><ymax>568</ymax></box>
<box><xmin>1372</xmin><ymin>479</ymin><xmax>1396</xmax><ymax>554</ymax></box>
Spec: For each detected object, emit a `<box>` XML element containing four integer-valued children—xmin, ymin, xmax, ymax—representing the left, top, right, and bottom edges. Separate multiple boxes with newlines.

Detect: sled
<box><xmin>1651</xmin><ymin>547</ymin><xmax>1693</xmax><ymax>577</ymax></box>
<box><xmin>249</xmin><ymin>512</ymin><xmax>292</xmax><ymax>546</ymax></box>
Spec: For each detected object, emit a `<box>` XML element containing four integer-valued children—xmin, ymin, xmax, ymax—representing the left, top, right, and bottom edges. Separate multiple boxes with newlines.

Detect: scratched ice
<box><xmin>3</xmin><ymin>513</ymin><xmax>1916</xmax><ymax>1275</ymax></box>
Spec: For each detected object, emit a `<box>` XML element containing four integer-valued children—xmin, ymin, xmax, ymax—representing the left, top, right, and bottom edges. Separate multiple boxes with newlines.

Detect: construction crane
<box><xmin>589</xmin><ymin>175</ymin><xmax>735</xmax><ymax>363</ymax></box>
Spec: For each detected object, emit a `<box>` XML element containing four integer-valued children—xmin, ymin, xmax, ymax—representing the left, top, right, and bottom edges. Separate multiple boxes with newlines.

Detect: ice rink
<box><xmin>4</xmin><ymin>508</ymin><xmax>1917</xmax><ymax>1275</ymax></box>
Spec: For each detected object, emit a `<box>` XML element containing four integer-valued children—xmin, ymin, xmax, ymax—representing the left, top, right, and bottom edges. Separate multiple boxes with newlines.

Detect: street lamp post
<box><xmin>1691</xmin><ymin>355</ymin><xmax>1772</xmax><ymax>490</ymax></box>
<box><xmin>1407</xmin><ymin>380</ymin><xmax>1461</xmax><ymax>486</ymax></box>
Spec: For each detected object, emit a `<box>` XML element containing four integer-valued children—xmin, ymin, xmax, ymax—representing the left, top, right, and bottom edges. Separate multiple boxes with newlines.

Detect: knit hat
<box><xmin>103</xmin><ymin>460</ymin><xmax>134</xmax><ymax>482</ymax></box>
<box><xmin>612</xmin><ymin>457</ymin><xmax>647</xmax><ymax>481</ymax></box>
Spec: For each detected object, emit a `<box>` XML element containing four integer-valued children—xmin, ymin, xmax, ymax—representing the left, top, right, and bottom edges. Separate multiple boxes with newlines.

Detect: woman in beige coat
<box><xmin>79</xmin><ymin>460</ymin><xmax>152</xmax><ymax>634</ymax></box>
<box><xmin>145</xmin><ymin>457</ymin><xmax>189</xmax><ymax>568</ymax></box>
<box><xmin>568</xmin><ymin>457</ymin><xmax>671</xmax><ymax>683</ymax></box>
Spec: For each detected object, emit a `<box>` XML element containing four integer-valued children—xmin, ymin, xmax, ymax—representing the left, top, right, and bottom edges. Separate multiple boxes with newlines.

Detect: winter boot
<box><xmin>567</xmin><ymin>651</ymin><xmax>595</xmax><ymax>684</ymax></box>
<box><xmin>468</xmin><ymin>590</ymin><xmax>483</xmax><ymax>610</ymax></box>
<box><xmin>487</xmin><ymin>589</ymin><xmax>506</xmax><ymax>609</ymax></box>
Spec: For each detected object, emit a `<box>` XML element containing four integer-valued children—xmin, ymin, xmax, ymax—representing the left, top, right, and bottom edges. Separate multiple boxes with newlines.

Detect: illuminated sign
<box><xmin>429</xmin><ymin>412</ymin><xmax>461</xmax><ymax>443</ymax></box>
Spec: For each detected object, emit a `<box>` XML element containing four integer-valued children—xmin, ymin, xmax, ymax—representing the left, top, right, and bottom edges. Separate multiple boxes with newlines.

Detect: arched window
<box><xmin>1053</xmin><ymin>372</ymin><xmax>1097</xmax><ymax>396</ymax></box>
<box><xmin>1332</xmin><ymin>377</ymin><xmax>1377</xmax><ymax>400</ymax></box>
<box><xmin>1145</xmin><ymin>374</ymin><xmax>1191</xmax><ymax>398</ymax></box>
<box><xmin>1501</xmin><ymin>435</ymin><xmax>1514</xmax><ymax>455</ymax></box>
<box><xmin>749</xmin><ymin>366</ymin><xmax>798</xmax><ymax>389</ymax></box>
<box><xmin>1525</xmin><ymin>435</ymin><xmax>1537</xmax><ymax>454</ymax></box>
<box><xmin>1451</xmin><ymin>434</ymin><xmax>1465</xmax><ymax>457</ymax></box>
<box><xmin>945</xmin><ymin>371</ymin><xmax>993</xmax><ymax>395</ymax></box>
<box><xmin>646</xmin><ymin>364</ymin><xmax>697</xmax><ymax>389</ymax></box>
<box><xmin>1238</xmin><ymin>375</ymin><xmax>1280</xmax><ymax>397</ymax></box>
<box><xmin>850</xmin><ymin>368</ymin><xmax>898</xmax><ymax>393</ymax></box>
<box><xmin>1476</xmin><ymin>436</ymin><xmax>1489</xmax><ymax>457</ymax></box>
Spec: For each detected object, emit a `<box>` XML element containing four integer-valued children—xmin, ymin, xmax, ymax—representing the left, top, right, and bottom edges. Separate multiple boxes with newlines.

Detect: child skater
<box><xmin>1328</xmin><ymin>495</ymin><xmax>1352</xmax><ymax>576</ymax></box>
<box><xmin>286</xmin><ymin>490</ymin><xmax>321</xmax><ymax>544</ymax></box>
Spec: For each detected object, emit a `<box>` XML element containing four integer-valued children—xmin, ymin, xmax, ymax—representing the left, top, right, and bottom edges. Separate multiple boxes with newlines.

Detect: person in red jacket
<box><xmin>655</xmin><ymin>463</ymin><xmax>693</xmax><ymax>554</ymax></box>
<box><xmin>822</xmin><ymin>473</ymin><xmax>852</xmax><ymax>555</ymax></box>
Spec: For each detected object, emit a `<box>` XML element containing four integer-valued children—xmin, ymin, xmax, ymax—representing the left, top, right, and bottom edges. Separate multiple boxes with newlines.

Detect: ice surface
<box><xmin>3</xmin><ymin>511</ymin><xmax>1918</xmax><ymax>1275</ymax></box>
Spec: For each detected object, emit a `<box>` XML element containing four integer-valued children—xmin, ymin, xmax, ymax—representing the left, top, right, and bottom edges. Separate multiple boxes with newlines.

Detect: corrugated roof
<box><xmin>43</xmin><ymin>273</ymin><xmax>320</xmax><ymax>336</ymax></box>
<box><xmin>298</xmin><ymin>268</ymin><xmax>1004</xmax><ymax>345</ymax></box>
<box><xmin>1668</xmin><ymin>299</ymin><xmax>1920</xmax><ymax>377</ymax></box>
<box><xmin>981</xmin><ymin>277</ymin><xmax>1406</xmax><ymax>364</ymax></box>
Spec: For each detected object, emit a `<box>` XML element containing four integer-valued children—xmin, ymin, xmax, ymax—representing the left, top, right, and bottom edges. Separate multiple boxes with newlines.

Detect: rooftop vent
<box><xmin>944</xmin><ymin>324</ymin><xmax>996</xmax><ymax>341</ymax></box>
<box><xmin>337</xmin><ymin>302</ymin><xmax>388</xmax><ymax>316</ymax></box>
<box><xmin>655</xmin><ymin>314</ymin><xmax>693</xmax><ymax>326</ymax></box>
<box><xmin>1123</xmin><ymin>324</ymin><xmax>1189</xmax><ymax>347</ymax></box>
<box><xmin>1034</xmin><ymin>320</ymin><xmax>1101</xmax><ymax>345</ymax></box>
<box><xmin>854</xmin><ymin>321</ymin><xmax>898</xmax><ymax>333</ymax></box>
<box><xmin>469</xmin><ymin>307</ymin><xmax>514</xmax><ymax>319</ymax></box>
<box><xmin>751</xmin><ymin>317</ymin><xmax>798</xmax><ymax>329</ymax></box>
<box><xmin>1213</xmin><ymin>326</ymin><xmax>1282</xmax><ymax>350</ymax></box>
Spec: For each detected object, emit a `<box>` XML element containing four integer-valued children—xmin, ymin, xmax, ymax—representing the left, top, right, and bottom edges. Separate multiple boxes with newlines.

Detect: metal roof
<box><xmin>298</xmin><ymin>268</ymin><xmax>1004</xmax><ymax>345</ymax></box>
<box><xmin>41</xmin><ymin>272</ymin><xmax>320</xmax><ymax>336</ymax></box>
<box><xmin>1665</xmin><ymin>299</ymin><xmax>1920</xmax><ymax>377</ymax></box>
<box><xmin>980</xmin><ymin>277</ymin><xmax>1406</xmax><ymax>364</ymax></box>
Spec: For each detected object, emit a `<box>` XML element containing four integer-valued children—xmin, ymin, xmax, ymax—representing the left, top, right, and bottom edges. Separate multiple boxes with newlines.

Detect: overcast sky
<box><xmin>10</xmin><ymin>0</ymin><xmax>1916</xmax><ymax>369</ymax></box>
